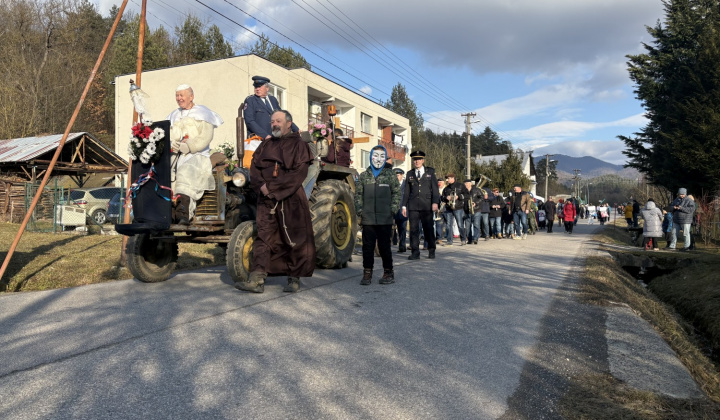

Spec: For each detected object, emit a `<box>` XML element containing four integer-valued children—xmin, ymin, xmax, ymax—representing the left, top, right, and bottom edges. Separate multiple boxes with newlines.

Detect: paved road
<box><xmin>0</xmin><ymin>224</ymin><xmax>617</xmax><ymax>419</ymax></box>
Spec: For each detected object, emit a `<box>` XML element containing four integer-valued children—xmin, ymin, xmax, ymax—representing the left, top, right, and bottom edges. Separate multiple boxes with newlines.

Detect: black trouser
<box><xmin>409</xmin><ymin>210</ymin><xmax>435</xmax><ymax>255</ymax></box>
<box><xmin>395</xmin><ymin>216</ymin><xmax>407</xmax><ymax>249</ymax></box>
<box><xmin>362</xmin><ymin>224</ymin><xmax>393</xmax><ymax>269</ymax></box>
<box><xmin>547</xmin><ymin>219</ymin><xmax>554</xmax><ymax>232</ymax></box>
<box><xmin>564</xmin><ymin>220</ymin><xmax>574</xmax><ymax>233</ymax></box>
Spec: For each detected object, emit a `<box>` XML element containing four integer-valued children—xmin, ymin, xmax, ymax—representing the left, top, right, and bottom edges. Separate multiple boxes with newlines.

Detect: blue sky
<box><xmin>98</xmin><ymin>0</ymin><xmax>666</xmax><ymax>165</ymax></box>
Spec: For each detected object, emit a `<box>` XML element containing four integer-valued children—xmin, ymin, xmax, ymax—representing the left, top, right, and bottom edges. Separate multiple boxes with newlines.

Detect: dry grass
<box><xmin>559</xmin><ymin>226</ymin><xmax>720</xmax><ymax>417</ymax></box>
<box><xmin>0</xmin><ymin>222</ymin><xmax>226</xmax><ymax>292</ymax></box>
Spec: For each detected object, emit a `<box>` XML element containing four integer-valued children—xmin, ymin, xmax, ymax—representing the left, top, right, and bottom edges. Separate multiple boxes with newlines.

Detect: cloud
<box><xmin>358</xmin><ymin>85</ymin><xmax>372</xmax><ymax>95</ymax></box>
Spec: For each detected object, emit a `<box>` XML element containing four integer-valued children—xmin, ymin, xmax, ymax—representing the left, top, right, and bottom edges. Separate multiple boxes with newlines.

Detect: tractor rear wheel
<box><xmin>310</xmin><ymin>179</ymin><xmax>357</xmax><ymax>268</ymax></box>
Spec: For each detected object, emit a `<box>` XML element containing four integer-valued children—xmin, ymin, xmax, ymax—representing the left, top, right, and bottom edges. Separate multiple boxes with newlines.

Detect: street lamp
<box><xmin>586</xmin><ymin>182</ymin><xmax>592</xmax><ymax>204</ymax></box>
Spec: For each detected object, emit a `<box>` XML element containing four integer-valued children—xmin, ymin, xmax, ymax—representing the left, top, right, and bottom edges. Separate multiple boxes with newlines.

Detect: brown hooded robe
<box><xmin>249</xmin><ymin>132</ymin><xmax>316</xmax><ymax>277</ymax></box>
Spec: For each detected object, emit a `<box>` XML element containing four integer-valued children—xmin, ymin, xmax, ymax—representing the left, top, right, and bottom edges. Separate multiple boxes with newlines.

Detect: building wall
<box><xmin>115</xmin><ymin>54</ymin><xmax>411</xmax><ymax>174</ymax></box>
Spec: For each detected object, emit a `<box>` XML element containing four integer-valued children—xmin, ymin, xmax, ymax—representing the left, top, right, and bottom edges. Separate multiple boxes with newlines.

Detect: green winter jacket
<box><xmin>355</xmin><ymin>167</ymin><xmax>401</xmax><ymax>225</ymax></box>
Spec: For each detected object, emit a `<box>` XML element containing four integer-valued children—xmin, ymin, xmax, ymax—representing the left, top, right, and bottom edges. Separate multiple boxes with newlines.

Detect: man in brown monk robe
<box><xmin>235</xmin><ymin>110</ymin><xmax>316</xmax><ymax>293</ymax></box>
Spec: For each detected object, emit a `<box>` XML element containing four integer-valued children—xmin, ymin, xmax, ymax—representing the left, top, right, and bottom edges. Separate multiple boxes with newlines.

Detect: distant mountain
<box><xmin>534</xmin><ymin>154</ymin><xmax>639</xmax><ymax>180</ymax></box>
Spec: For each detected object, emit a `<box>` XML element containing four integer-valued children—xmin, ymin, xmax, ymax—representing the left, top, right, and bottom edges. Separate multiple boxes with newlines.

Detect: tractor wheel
<box><xmin>310</xmin><ymin>179</ymin><xmax>357</xmax><ymax>269</ymax></box>
<box><xmin>226</xmin><ymin>221</ymin><xmax>257</xmax><ymax>283</ymax></box>
<box><xmin>126</xmin><ymin>233</ymin><xmax>178</xmax><ymax>283</ymax></box>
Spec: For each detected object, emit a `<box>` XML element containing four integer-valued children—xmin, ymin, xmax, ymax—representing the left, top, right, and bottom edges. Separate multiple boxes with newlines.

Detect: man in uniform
<box><xmin>235</xmin><ymin>110</ymin><xmax>315</xmax><ymax>293</ymax></box>
<box><xmin>243</xmin><ymin>76</ymin><xmax>298</xmax><ymax>139</ymax></box>
<box><xmin>393</xmin><ymin>168</ymin><xmax>408</xmax><ymax>252</ymax></box>
<box><xmin>401</xmin><ymin>151</ymin><xmax>440</xmax><ymax>260</ymax></box>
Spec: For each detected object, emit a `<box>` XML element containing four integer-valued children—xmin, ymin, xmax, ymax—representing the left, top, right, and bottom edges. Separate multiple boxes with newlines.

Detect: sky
<box><xmin>97</xmin><ymin>0</ymin><xmax>667</xmax><ymax>165</ymax></box>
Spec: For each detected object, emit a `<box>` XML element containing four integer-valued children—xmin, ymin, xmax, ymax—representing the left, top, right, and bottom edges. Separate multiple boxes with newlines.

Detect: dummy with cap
<box><xmin>166</xmin><ymin>83</ymin><xmax>224</xmax><ymax>224</ymax></box>
<box><xmin>243</xmin><ymin>75</ymin><xmax>298</xmax><ymax>139</ymax></box>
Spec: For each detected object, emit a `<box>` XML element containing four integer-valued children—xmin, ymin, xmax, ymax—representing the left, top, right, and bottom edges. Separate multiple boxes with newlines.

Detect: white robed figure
<box><xmin>166</xmin><ymin>84</ymin><xmax>224</xmax><ymax>223</ymax></box>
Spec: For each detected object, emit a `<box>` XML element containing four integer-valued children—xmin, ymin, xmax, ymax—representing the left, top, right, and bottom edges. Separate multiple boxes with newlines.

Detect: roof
<box><xmin>0</xmin><ymin>132</ymin><xmax>127</xmax><ymax>182</ymax></box>
<box><xmin>0</xmin><ymin>133</ymin><xmax>86</xmax><ymax>163</ymax></box>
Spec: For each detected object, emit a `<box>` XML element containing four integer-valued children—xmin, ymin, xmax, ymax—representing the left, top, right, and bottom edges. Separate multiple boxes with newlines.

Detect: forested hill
<box><xmin>533</xmin><ymin>154</ymin><xmax>638</xmax><ymax>179</ymax></box>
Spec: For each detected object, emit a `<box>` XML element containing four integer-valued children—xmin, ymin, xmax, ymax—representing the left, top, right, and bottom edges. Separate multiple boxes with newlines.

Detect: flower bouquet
<box><xmin>128</xmin><ymin>119</ymin><xmax>166</xmax><ymax>164</ymax></box>
<box><xmin>311</xmin><ymin>123</ymin><xmax>328</xmax><ymax>140</ymax></box>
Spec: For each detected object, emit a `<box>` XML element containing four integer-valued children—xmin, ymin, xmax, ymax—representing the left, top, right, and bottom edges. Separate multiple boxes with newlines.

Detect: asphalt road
<box><xmin>0</xmin><ymin>223</ymin><xmax>613</xmax><ymax>419</ymax></box>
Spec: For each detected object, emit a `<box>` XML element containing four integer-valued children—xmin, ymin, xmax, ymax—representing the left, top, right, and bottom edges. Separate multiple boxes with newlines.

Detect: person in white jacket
<box><xmin>167</xmin><ymin>84</ymin><xmax>224</xmax><ymax>224</ymax></box>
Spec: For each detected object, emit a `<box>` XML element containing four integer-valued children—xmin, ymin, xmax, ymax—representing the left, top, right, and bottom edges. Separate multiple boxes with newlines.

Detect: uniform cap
<box><xmin>410</xmin><ymin>150</ymin><xmax>426</xmax><ymax>160</ymax></box>
<box><xmin>252</xmin><ymin>76</ymin><xmax>270</xmax><ymax>88</ymax></box>
<box><xmin>464</xmin><ymin>179</ymin><xmax>472</xmax><ymax>183</ymax></box>
<box><xmin>394</xmin><ymin>168</ymin><xmax>405</xmax><ymax>175</ymax></box>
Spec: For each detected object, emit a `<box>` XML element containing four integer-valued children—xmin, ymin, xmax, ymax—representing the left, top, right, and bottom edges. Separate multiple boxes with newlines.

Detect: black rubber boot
<box><xmin>235</xmin><ymin>271</ymin><xmax>265</xmax><ymax>293</ymax></box>
<box><xmin>427</xmin><ymin>249</ymin><xmax>435</xmax><ymax>259</ymax></box>
<box><xmin>379</xmin><ymin>269</ymin><xmax>395</xmax><ymax>284</ymax></box>
<box><xmin>361</xmin><ymin>268</ymin><xmax>372</xmax><ymax>285</ymax></box>
<box><xmin>283</xmin><ymin>277</ymin><xmax>300</xmax><ymax>293</ymax></box>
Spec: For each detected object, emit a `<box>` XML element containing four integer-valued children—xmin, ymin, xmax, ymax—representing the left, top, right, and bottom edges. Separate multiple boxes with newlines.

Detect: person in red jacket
<box><xmin>563</xmin><ymin>198</ymin><xmax>578</xmax><ymax>234</ymax></box>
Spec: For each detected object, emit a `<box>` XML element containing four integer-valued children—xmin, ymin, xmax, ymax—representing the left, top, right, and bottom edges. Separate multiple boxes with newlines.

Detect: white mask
<box><xmin>371</xmin><ymin>149</ymin><xmax>386</xmax><ymax>170</ymax></box>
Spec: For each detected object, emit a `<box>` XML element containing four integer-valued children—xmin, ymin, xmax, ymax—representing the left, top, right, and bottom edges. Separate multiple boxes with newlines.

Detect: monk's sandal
<box><xmin>283</xmin><ymin>277</ymin><xmax>300</xmax><ymax>293</ymax></box>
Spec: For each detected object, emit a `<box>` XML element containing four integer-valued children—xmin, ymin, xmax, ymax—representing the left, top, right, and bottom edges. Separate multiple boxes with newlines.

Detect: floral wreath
<box><xmin>128</xmin><ymin>119</ymin><xmax>165</xmax><ymax>164</ymax></box>
<box><xmin>311</xmin><ymin>123</ymin><xmax>328</xmax><ymax>140</ymax></box>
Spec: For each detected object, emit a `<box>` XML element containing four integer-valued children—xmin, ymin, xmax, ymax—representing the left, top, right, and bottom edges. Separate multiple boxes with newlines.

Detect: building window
<box><xmin>361</xmin><ymin>113</ymin><xmax>372</xmax><ymax>134</ymax></box>
<box><xmin>268</xmin><ymin>84</ymin><xmax>286</xmax><ymax>108</ymax></box>
<box><xmin>361</xmin><ymin>150</ymin><xmax>370</xmax><ymax>167</ymax></box>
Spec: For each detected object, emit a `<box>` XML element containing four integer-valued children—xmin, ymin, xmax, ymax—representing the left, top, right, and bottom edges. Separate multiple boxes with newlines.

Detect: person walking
<box><xmin>640</xmin><ymin>198</ymin><xmax>663</xmax><ymax>251</ymax></box>
<box><xmin>393</xmin><ymin>168</ymin><xmax>408</xmax><ymax>253</ymax></box>
<box><xmin>562</xmin><ymin>198</ymin><xmax>577</xmax><ymax>234</ymax></box>
<box><xmin>401</xmin><ymin>151</ymin><xmax>440</xmax><ymax>259</ymax></box>
<box><xmin>355</xmin><ymin>146</ymin><xmax>401</xmax><ymax>285</ymax></box>
<box><xmin>544</xmin><ymin>197</ymin><xmax>556</xmax><ymax>233</ymax></box>
<box><xmin>488</xmin><ymin>188</ymin><xmax>504</xmax><ymax>239</ymax></box>
<box><xmin>668</xmin><ymin>188</ymin><xmax>696</xmax><ymax>251</ymax></box>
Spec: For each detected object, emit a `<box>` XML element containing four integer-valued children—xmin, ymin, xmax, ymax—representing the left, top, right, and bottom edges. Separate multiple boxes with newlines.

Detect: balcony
<box><xmin>379</xmin><ymin>139</ymin><xmax>407</xmax><ymax>163</ymax></box>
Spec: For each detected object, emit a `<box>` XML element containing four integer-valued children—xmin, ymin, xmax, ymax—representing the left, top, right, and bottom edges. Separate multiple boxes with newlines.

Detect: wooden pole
<box><xmin>0</xmin><ymin>0</ymin><xmax>130</xmax><ymax>286</ymax></box>
<box><xmin>120</xmin><ymin>0</ymin><xmax>147</xmax><ymax>266</ymax></box>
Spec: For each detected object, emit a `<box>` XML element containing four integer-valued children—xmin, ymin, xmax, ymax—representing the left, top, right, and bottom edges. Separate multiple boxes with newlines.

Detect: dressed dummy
<box><xmin>167</xmin><ymin>84</ymin><xmax>224</xmax><ymax>224</ymax></box>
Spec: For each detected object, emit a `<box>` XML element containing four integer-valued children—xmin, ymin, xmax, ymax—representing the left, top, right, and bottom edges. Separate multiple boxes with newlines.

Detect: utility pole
<box><xmin>572</xmin><ymin>169</ymin><xmax>581</xmax><ymax>199</ymax></box>
<box><xmin>544</xmin><ymin>154</ymin><xmax>553</xmax><ymax>201</ymax></box>
<box><xmin>462</xmin><ymin>112</ymin><xmax>476</xmax><ymax>181</ymax></box>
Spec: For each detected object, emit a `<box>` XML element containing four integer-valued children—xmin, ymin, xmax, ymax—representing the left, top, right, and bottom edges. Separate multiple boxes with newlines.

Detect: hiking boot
<box><xmin>235</xmin><ymin>271</ymin><xmax>266</xmax><ymax>293</ymax></box>
<box><xmin>361</xmin><ymin>268</ymin><xmax>372</xmax><ymax>285</ymax></box>
<box><xmin>379</xmin><ymin>269</ymin><xmax>395</xmax><ymax>284</ymax></box>
<box><xmin>428</xmin><ymin>249</ymin><xmax>435</xmax><ymax>259</ymax></box>
<box><xmin>283</xmin><ymin>276</ymin><xmax>300</xmax><ymax>292</ymax></box>
<box><xmin>174</xmin><ymin>194</ymin><xmax>191</xmax><ymax>225</ymax></box>
<box><xmin>398</xmin><ymin>246</ymin><xmax>407</xmax><ymax>253</ymax></box>
<box><xmin>408</xmin><ymin>253</ymin><xmax>420</xmax><ymax>260</ymax></box>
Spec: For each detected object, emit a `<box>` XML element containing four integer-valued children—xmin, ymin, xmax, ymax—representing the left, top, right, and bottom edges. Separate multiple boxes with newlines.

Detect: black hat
<box><xmin>252</xmin><ymin>76</ymin><xmax>270</xmax><ymax>88</ymax></box>
<box><xmin>410</xmin><ymin>150</ymin><xmax>426</xmax><ymax>160</ymax></box>
<box><xmin>394</xmin><ymin>168</ymin><xmax>405</xmax><ymax>175</ymax></box>
<box><xmin>464</xmin><ymin>179</ymin><xmax>472</xmax><ymax>183</ymax></box>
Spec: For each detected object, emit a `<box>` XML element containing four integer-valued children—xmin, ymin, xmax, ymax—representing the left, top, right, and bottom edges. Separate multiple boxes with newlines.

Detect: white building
<box><xmin>114</xmin><ymin>54</ymin><xmax>411</xmax><ymax>172</ymax></box>
<box><xmin>474</xmin><ymin>148</ymin><xmax>537</xmax><ymax>195</ymax></box>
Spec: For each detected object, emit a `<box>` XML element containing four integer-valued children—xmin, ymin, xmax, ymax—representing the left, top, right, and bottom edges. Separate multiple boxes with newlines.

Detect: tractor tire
<box><xmin>126</xmin><ymin>233</ymin><xmax>178</xmax><ymax>283</ymax></box>
<box><xmin>226</xmin><ymin>221</ymin><xmax>257</xmax><ymax>283</ymax></box>
<box><xmin>310</xmin><ymin>179</ymin><xmax>357</xmax><ymax>269</ymax></box>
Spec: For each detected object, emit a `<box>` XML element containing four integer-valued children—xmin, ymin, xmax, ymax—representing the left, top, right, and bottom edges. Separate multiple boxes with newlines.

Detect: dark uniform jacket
<box><xmin>465</xmin><ymin>186</ymin><xmax>485</xmax><ymax>214</ymax></box>
<box><xmin>441</xmin><ymin>182</ymin><xmax>469</xmax><ymax>212</ymax></box>
<box><xmin>402</xmin><ymin>167</ymin><xmax>440</xmax><ymax>211</ymax></box>
<box><xmin>243</xmin><ymin>94</ymin><xmax>298</xmax><ymax>138</ymax></box>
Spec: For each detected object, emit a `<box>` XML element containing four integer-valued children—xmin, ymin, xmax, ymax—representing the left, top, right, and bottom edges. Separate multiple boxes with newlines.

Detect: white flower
<box><xmin>140</xmin><ymin>150</ymin><xmax>150</xmax><ymax>164</ymax></box>
<box><xmin>146</xmin><ymin>142</ymin><xmax>156</xmax><ymax>155</ymax></box>
<box><xmin>141</xmin><ymin>118</ymin><xmax>153</xmax><ymax>125</ymax></box>
<box><xmin>127</xmin><ymin>144</ymin><xmax>137</xmax><ymax>160</ymax></box>
<box><xmin>153</xmin><ymin>127</ymin><xmax>165</xmax><ymax>140</ymax></box>
<box><xmin>142</xmin><ymin>135</ymin><xmax>150</xmax><ymax>143</ymax></box>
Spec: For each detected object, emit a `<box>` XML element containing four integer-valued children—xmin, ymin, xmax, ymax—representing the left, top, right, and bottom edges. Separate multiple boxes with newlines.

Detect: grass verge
<box><xmin>0</xmin><ymin>222</ymin><xmax>226</xmax><ymax>292</ymax></box>
<box><xmin>558</xmin><ymin>223</ymin><xmax>720</xmax><ymax>418</ymax></box>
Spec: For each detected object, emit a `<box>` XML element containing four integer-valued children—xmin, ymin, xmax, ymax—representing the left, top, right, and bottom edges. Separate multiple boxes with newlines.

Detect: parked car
<box><xmin>69</xmin><ymin>187</ymin><xmax>121</xmax><ymax>225</ymax></box>
<box><xmin>107</xmin><ymin>191</ymin><xmax>133</xmax><ymax>224</ymax></box>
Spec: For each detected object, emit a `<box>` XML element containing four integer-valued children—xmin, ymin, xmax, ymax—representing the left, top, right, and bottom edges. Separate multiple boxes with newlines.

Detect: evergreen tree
<box><xmin>621</xmin><ymin>0</ymin><xmax>720</xmax><ymax>194</ymax></box>
<box><xmin>249</xmin><ymin>34</ymin><xmax>310</xmax><ymax>70</ymax></box>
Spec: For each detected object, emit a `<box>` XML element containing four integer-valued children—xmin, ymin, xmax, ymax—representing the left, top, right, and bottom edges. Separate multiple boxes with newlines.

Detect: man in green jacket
<box><xmin>355</xmin><ymin>145</ymin><xmax>401</xmax><ymax>285</ymax></box>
